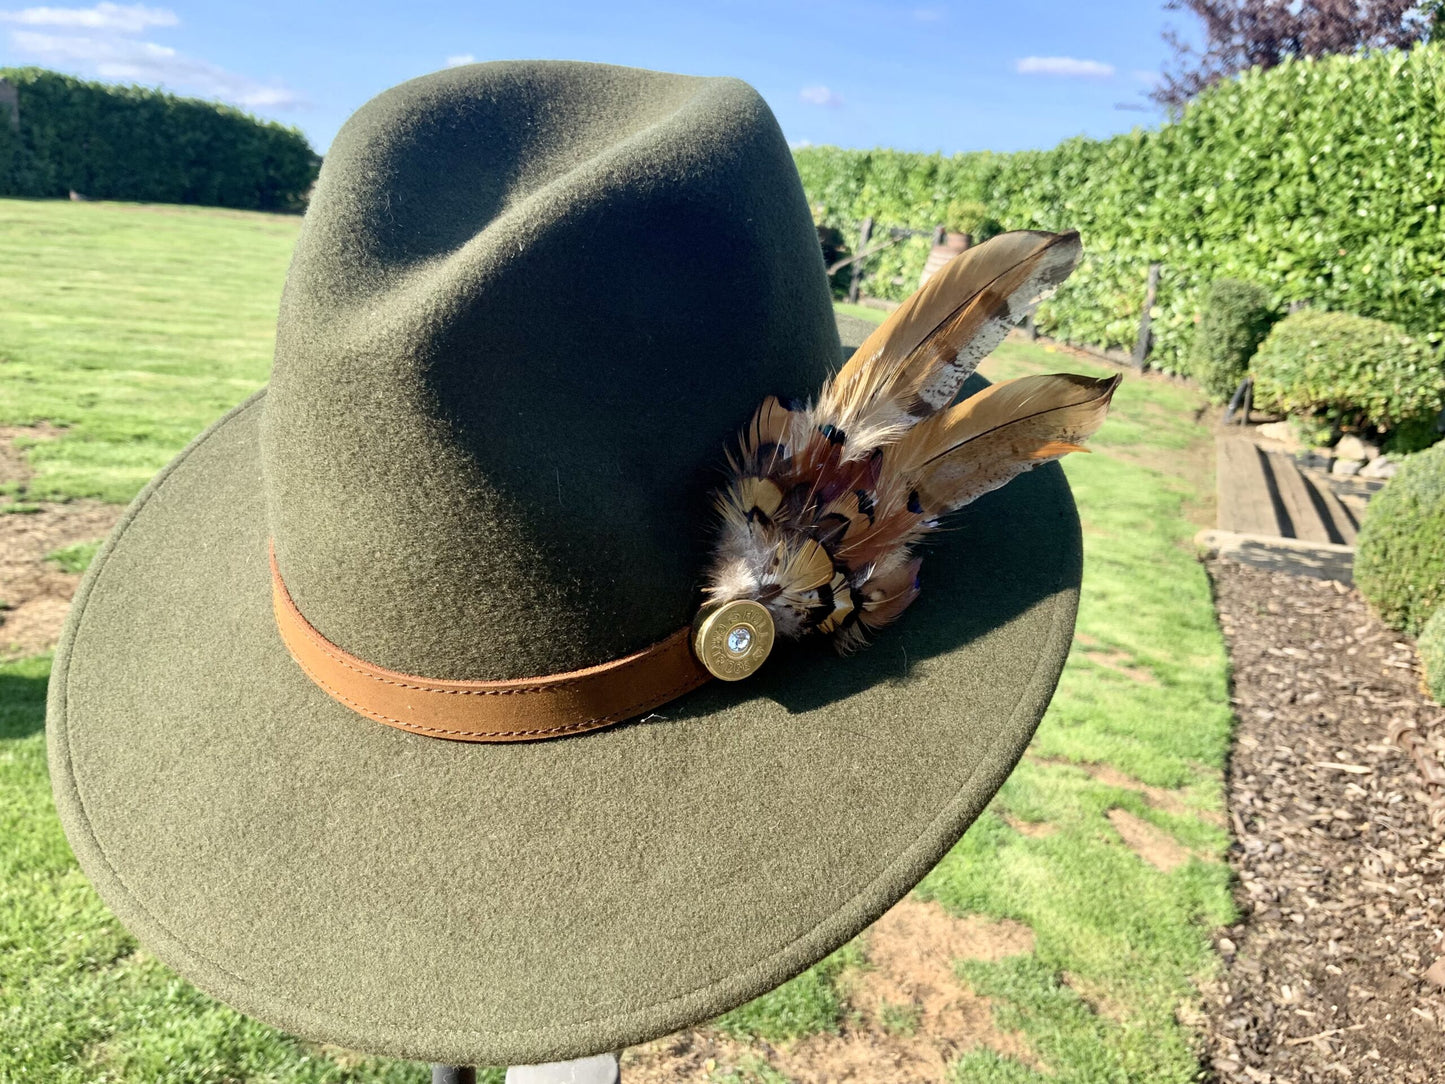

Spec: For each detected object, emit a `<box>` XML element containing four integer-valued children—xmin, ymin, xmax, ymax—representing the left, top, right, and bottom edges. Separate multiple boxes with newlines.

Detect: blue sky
<box><xmin>0</xmin><ymin>1</ymin><xmax>1196</xmax><ymax>154</ymax></box>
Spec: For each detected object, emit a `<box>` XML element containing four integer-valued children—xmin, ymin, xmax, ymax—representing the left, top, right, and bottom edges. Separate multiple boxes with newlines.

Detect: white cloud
<box><xmin>444</xmin><ymin>53</ymin><xmax>476</xmax><ymax>68</ymax></box>
<box><xmin>223</xmin><ymin>83</ymin><xmax>302</xmax><ymax>109</ymax></box>
<box><xmin>789</xmin><ymin>138</ymin><xmax>814</xmax><ymax>150</ymax></box>
<box><xmin>4</xmin><ymin>15</ymin><xmax>306</xmax><ymax>111</ymax></box>
<box><xmin>912</xmin><ymin>6</ymin><xmax>944</xmax><ymax>20</ymax></box>
<box><xmin>800</xmin><ymin>84</ymin><xmax>843</xmax><ymax>107</ymax></box>
<box><xmin>0</xmin><ymin>2</ymin><xmax>175</xmax><ymax>32</ymax></box>
<box><xmin>1015</xmin><ymin>56</ymin><xmax>1116</xmax><ymax>78</ymax></box>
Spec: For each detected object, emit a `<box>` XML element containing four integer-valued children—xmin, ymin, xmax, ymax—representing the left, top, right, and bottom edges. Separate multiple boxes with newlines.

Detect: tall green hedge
<box><xmin>0</xmin><ymin>68</ymin><xmax>318</xmax><ymax>211</ymax></box>
<box><xmin>795</xmin><ymin>45</ymin><xmax>1445</xmax><ymax>375</ymax></box>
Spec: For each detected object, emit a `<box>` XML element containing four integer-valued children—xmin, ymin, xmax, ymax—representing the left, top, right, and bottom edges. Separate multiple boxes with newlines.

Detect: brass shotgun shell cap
<box><xmin>692</xmin><ymin>599</ymin><xmax>775</xmax><ymax>681</ymax></box>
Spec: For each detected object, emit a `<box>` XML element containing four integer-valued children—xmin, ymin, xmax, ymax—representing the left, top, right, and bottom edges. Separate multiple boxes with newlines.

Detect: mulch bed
<box><xmin>1201</xmin><ymin>559</ymin><xmax>1445</xmax><ymax>1083</ymax></box>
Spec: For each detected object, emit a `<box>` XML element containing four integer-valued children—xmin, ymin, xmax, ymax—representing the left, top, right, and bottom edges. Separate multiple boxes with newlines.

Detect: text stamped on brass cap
<box><xmin>692</xmin><ymin>599</ymin><xmax>775</xmax><ymax>681</ymax></box>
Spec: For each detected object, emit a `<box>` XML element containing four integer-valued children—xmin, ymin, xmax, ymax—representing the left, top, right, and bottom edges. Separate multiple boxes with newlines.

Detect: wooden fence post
<box><xmin>1132</xmin><ymin>262</ymin><xmax>1161</xmax><ymax>370</ymax></box>
<box><xmin>848</xmin><ymin>216</ymin><xmax>873</xmax><ymax>304</ymax></box>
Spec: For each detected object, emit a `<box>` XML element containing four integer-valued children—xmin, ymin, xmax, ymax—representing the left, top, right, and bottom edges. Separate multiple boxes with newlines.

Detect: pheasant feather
<box><xmin>703</xmin><ymin>229</ymin><xmax>1120</xmax><ymax>652</ymax></box>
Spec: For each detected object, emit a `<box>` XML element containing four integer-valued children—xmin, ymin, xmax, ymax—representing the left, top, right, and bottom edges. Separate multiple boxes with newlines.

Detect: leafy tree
<box><xmin>1152</xmin><ymin>0</ymin><xmax>1443</xmax><ymax>108</ymax></box>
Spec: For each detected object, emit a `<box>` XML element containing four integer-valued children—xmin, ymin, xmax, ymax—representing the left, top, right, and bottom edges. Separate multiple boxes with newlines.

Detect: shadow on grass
<box><xmin>0</xmin><ymin>656</ymin><xmax>50</xmax><ymax>740</ymax></box>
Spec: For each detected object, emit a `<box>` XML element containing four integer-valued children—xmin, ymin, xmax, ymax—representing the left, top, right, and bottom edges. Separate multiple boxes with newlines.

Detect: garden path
<box><xmin>1199</xmin><ymin>560</ymin><xmax>1445</xmax><ymax>1084</ymax></box>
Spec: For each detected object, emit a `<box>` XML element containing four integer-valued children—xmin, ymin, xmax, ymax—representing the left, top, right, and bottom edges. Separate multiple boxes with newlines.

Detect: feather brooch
<box><xmin>691</xmin><ymin>229</ymin><xmax>1120</xmax><ymax>680</ymax></box>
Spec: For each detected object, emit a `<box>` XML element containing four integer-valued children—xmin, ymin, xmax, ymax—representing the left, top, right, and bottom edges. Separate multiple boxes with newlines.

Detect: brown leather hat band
<box><xmin>269</xmin><ymin>542</ymin><xmax>712</xmax><ymax>742</ymax></box>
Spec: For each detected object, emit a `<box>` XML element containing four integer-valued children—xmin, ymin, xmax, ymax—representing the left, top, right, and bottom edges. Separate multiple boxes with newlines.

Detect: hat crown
<box><xmin>261</xmin><ymin>61</ymin><xmax>840</xmax><ymax>680</ymax></box>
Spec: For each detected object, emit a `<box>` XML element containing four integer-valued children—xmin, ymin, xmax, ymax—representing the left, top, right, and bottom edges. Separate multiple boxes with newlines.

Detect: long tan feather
<box><xmin>814</xmin><ymin>230</ymin><xmax>1082</xmax><ymax>454</ymax></box>
<box><xmin>703</xmin><ymin>228</ymin><xmax>1119</xmax><ymax>652</ymax></box>
<box><xmin>895</xmin><ymin>372</ymin><xmax>1120</xmax><ymax>515</ymax></box>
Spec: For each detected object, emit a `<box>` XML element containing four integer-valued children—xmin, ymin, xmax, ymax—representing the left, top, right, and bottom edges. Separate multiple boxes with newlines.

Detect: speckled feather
<box><xmin>705</xmin><ymin>229</ymin><xmax>1120</xmax><ymax>650</ymax></box>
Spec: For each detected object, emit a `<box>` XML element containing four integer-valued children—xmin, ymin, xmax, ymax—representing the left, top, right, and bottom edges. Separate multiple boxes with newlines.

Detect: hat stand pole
<box><xmin>430</xmin><ymin>1052</ymin><xmax>620</xmax><ymax>1083</ymax></box>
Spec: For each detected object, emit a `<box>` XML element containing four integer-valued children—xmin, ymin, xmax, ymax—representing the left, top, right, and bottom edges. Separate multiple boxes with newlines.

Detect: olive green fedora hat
<box><xmin>47</xmin><ymin>60</ymin><xmax>1082</xmax><ymax>1067</ymax></box>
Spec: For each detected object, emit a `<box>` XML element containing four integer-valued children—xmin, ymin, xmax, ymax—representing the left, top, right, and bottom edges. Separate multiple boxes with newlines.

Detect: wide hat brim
<box><xmin>47</xmin><ymin>316</ymin><xmax>1081</xmax><ymax>1067</ymax></box>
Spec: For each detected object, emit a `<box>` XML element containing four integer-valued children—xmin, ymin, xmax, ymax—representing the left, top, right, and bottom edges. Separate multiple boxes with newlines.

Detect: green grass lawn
<box><xmin>1</xmin><ymin>200</ymin><xmax>1234</xmax><ymax>1082</ymax></box>
<box><xmin>0</xmin><ymin>199</ymin><xmax>298</xmax><ymax>505</ymax></box>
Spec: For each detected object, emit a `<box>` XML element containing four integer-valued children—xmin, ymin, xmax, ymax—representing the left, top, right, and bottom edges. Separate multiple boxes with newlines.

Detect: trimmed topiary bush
<box><xmin>1419</xmin><ymin>606</ymin><xmax>1445</xmax><ymax>706</ymax></box>
<box><xmin>1251</xmin><ymin>310</ymin><xmax>1445</xmax><ymax>438</ymax></box>
<box><xmin>1190</xmin><ymin>279</ymin><xmax>1277</xmax><ymax>402</ymax></box>
<box><xmin>1355</xmin><ymin>441</ymin><xmax>1445</xmax><ymax>636</ymax></box>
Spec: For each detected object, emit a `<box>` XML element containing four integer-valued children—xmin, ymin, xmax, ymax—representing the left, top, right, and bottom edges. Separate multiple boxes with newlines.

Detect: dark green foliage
<box><xmin>794</xmin><ymin>45</ymin><xmax>1445</xmax><ymax>374</ymax></box>
<box><xmin>1385</xmin><ymin>410</ymin><xmax>1445</xmax><ymax>455</ymax></box>
<box><xmin>0</xmin><ymin>68</ymin><xmax>318</xmax><ymax>211</ymax></box>
<box><xmin>1288</xmin><ymin>413</ymin><xmax>1338</xmax><ymax>449</ymax></box>
<box><xmin>1356</xmin><ymin>441</ymin><xmax>1445</xmax><ymax>635</ymax></box>
<box><xmin>941</xmin><ymin>195</ymin><xmax>1005</xmax><ymax>243</ymax></box>
<box><xmin>1190</xmin><ymin>279</ymin><xmax>1277</xmax><ymax>402</ymax></box>
<box><xmin>1419</xmin><ymin>606</ymin><xmax>1445</xmax><ymax>705</ymax></box>
<box><xmin>1250</xmin><ymin>310</ymin><xmax>1445</xmax><ymax>434</ymax></box>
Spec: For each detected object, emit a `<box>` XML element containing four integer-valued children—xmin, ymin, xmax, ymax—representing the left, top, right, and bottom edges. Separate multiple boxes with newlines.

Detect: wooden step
<box><xmin>1196</xmin><ymin>529</ymin><xmax>1355</xmax><ymax>584</ymax></box>
<box><xmin>1265</xmin><ymin>452</ymin><xmax>1362</xmax><ymax>546</ymax></box>
<box><xmin>1297</xmin><ymin>469</ymin><xmax>1359</xmax><ymax>546</ymax></box>
<box><xmin>1217</xmin><ymin>435</ymin><xmax>1280</xmax><ymax>536</ymax></box>
<box><xmin>1216</xmin><ymin>433</ymin><xmax>1359</xmax><ymax>546</ymax></box>
<box><xmin>1337</xmin><ymin>491</ymin><xmax>1371</xmax><ymax>532</ymax></box>
<box><xmin>1263</xmin><ymin>448</ymin><xmax>1331</xmax><ymax>543</ymax></box>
